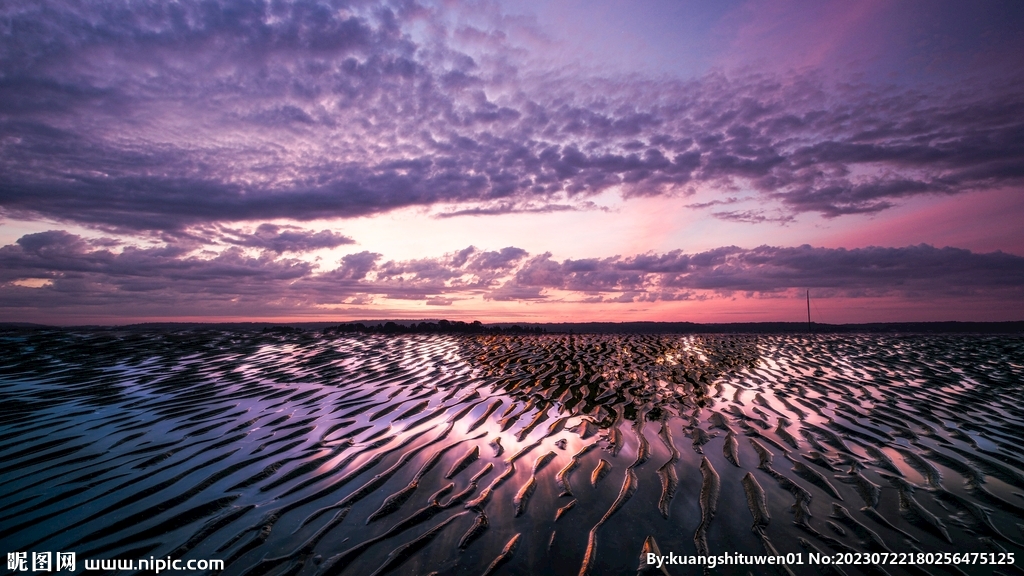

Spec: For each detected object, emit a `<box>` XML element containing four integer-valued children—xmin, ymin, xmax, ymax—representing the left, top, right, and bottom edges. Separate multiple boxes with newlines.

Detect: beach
<box><xmin>1</xmin><ymin>329</ymin><xmax>1023</xmax><ymax>575</ymax></box>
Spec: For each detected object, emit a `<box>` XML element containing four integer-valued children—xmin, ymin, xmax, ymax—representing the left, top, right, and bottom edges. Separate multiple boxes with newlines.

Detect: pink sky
<box><xmin>1</xmin><ymin>0</ymin><xmax>1022</xmax><ymax>324</ymax></box>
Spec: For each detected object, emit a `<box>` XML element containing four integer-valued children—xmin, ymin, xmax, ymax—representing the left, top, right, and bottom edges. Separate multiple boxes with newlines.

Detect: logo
<box><xmin>6</xmin><ymin>552</ymin><xmax>75</xmax><ymax>572</ymax></box>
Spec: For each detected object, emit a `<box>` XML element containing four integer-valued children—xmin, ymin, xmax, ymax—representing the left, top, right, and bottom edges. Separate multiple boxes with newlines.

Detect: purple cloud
<box><xmin>336</xmin><ymin>251</ymin><xmax>381</xmax><ymax>281</ymax></box>
<box><xmin>711</xmin><ymin>210</ymin><xmax>794</xmax><ymax>224</ymax></box>
<box><xmin>2</xmin><ymin>232</ymin><xmax>1022</xmax><ymax>319</ymax></box>
<box><xmin>0</xmin><ymin>1</ymin><xmax>1022</xmax><ymax>232</ymax></box>
<box><xmin>218</xmin><ymin>223</ymin><xmax>354</xmax><ymax>253</ymax></box>
<box><xmin>466</xmin><ymin>247</ymin><xmax>529</xmax><ymax>271</ymax></box>
<box><xmin>490</xmin><ymin>244</ymin><xmax>1024</xmax><ymax>301</ymax></box>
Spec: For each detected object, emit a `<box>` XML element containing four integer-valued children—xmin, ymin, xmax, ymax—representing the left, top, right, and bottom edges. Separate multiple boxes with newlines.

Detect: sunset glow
<box><xmin>2</xmin><ymin>0</ymin><xmax>1022</xmax><ymax>324</ymax></box>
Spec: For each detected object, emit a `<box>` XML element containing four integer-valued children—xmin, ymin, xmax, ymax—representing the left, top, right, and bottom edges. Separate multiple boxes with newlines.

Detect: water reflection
<box><xmin>464</xmin><ymin>334</ymin><xmax>762</xmax><ymax>422</ymax></box>
<box><xmin>0</xmin><ymin>329</ymin><xmax>1022</xmax><ymax>576</ymax></box>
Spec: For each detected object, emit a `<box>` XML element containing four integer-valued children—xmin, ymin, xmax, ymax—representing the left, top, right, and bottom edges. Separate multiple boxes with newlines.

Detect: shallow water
<box><xmin>1</xmin><ymin>330</ymin><xmax>1023</xmax><ymax>575</ymax></box>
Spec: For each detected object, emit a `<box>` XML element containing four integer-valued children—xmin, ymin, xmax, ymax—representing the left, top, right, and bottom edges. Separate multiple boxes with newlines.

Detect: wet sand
<box><xmin>1</xmin><ymin>330</ymin><xmax>1023</xmax><ymax>575</ymax></box>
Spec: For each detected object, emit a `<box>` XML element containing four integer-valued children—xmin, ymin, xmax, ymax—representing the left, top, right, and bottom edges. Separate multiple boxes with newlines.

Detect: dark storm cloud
<box><xmin>1</xmin><ymin>1</ymin><xmax>1023</xmax><ymax>230</ymax></box>
<box><xmin>4</xmin><ymin>232</ymin><xmax>1021</xmax><ymax>315</ymax></box>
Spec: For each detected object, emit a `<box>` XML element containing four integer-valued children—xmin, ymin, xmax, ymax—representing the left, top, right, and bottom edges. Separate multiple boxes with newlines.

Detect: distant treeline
<box><xmin>534</xmin><ymin>321</ymin><xmax>1024</xmax><ymax>334</ymax></box>
<box><xmin>4</xmin><ymin>319</ymin><xmax>1022</xmax><ymax>335</ymax></box>
<box><xmin>310</xmin><ymin>320</ymin><xmax>1024</xmax><ymax>335</ymax></box>
<box><xmin>317</xmin><ymin>320</ymin><xmax>546</xmax><ymax>335</ymax></box>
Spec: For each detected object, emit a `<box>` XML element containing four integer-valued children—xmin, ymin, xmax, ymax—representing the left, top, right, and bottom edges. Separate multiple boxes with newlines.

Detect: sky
<box><xmin>1</xmin><ymin>0</ymin><xmax>1023</xmax><ymax>325</ymax></box>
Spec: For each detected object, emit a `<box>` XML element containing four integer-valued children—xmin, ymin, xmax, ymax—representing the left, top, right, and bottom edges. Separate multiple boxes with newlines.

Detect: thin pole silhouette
<box><xmin>806</xmin><ymin>290</ymin><xmax>811</xmax><ymax>332</ymax></box>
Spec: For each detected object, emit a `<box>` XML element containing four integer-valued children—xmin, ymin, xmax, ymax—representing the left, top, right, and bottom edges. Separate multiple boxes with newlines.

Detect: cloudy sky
<box><xmin>2</xmin><ymin>0</ymin><xmax>1023</xmax><ymax>324</ymax></box>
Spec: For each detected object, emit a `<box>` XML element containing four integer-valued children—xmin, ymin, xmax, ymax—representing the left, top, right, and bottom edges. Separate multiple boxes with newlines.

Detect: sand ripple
<box><xmin>1</xmin><ymin>329</ymin><xmax>1023</xmax><ymax>575</ymax></box>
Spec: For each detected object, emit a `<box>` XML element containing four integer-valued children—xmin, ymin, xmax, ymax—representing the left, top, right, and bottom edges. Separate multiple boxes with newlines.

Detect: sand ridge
<box><xmin>0</xmin><ymin>330</ymin><xmax>1022</xmax><ymax>575</ymax></box>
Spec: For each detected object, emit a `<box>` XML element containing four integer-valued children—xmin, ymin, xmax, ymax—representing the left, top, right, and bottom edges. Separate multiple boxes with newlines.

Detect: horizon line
<box><xmin>4</xmin><ymin>319</ymin><xmax>1023</xmax><ymax>335</ymax></box>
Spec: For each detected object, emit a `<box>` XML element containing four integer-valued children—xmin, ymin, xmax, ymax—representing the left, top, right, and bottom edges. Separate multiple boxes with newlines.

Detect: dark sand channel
<box><xmin>1</xmin><ymin>330</ymin><xmax>1023</xmax><ymax>575</ymax></box>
